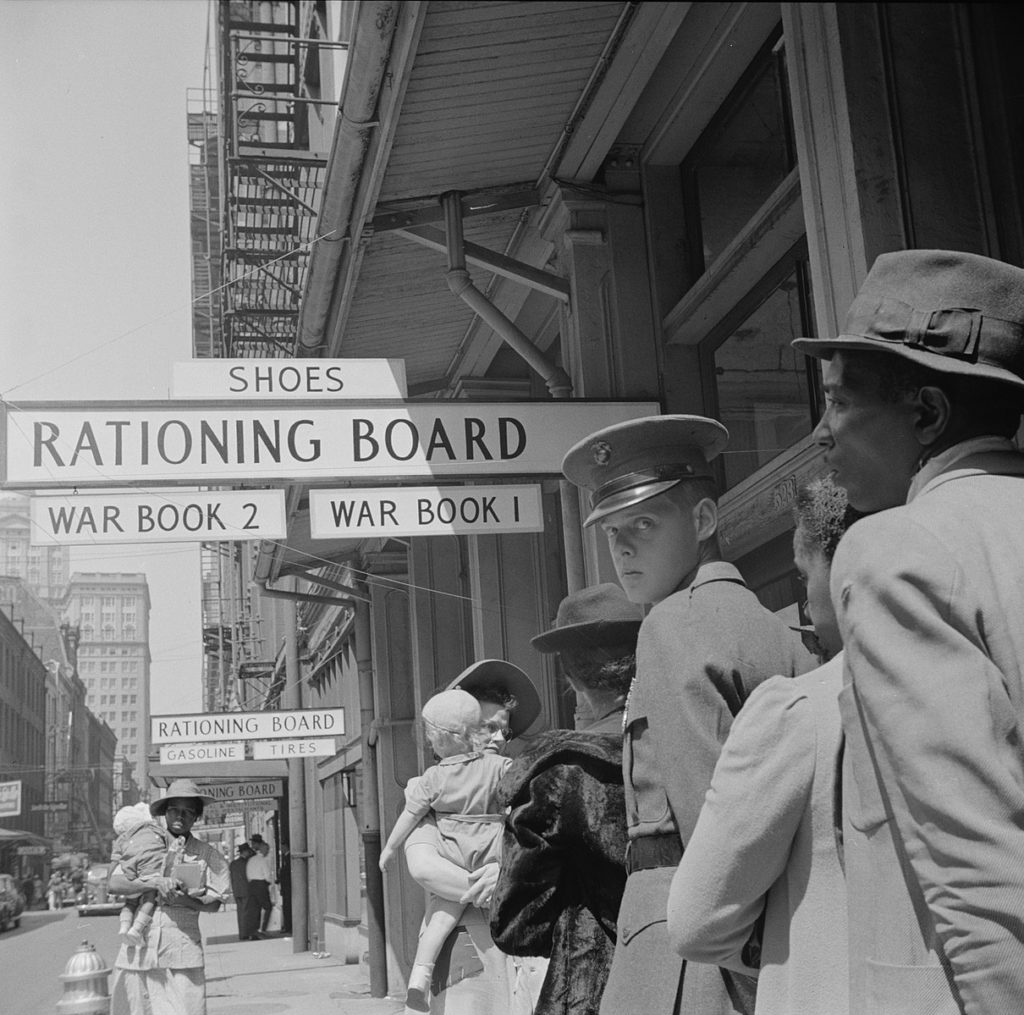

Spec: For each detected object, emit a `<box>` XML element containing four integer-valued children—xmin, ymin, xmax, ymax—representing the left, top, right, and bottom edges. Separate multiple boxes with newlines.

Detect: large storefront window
<box><xmin>681</xmin><ymin>30</ymin><xmax>795</xmax><ymax>281</ymax></box>
<box><xmin>704</xmin><ymin>253</ymin><xmax>819</xmax><ymax>490</ymax></box>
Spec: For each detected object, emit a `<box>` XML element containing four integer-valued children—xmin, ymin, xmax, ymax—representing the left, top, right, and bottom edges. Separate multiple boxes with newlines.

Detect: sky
<box><xmin>1</xmin><ymin>0</ymin><xmax>214</xmax><ymax>713</ymax></box>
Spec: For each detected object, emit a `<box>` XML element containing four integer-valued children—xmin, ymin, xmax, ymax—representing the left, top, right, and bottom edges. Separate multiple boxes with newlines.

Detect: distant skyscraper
<box><xmin>63</xmin><ymin>573</ymin><xmax>152</xmax><ymax>793</ymax></box>
<box><xmin>0</xmin><ymin>493</ymin><xmax>70</xmax><ymax>603</ymax></box>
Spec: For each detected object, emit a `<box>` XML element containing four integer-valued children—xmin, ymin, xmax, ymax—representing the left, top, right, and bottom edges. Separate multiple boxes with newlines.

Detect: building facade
<box><xmin>182</xmin><ymin>0</ymin><xmax>1024</xmax><ymax>994</ymax></box>
<box><xmin>0</xmin><ymin>493</ymin><xmax>70</xmax><ymax>605</ymax></box>
<box><xmin>64</xmin><ymin>573</ymin><xmax>152</xmax><ymax>796</ymax></box>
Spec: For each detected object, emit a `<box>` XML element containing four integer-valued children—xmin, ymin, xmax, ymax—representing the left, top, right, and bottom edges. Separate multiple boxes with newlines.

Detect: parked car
<box><xmin>78</xmin><ymin>863</ymin><xmax>123</xmax><ymax>917</ymax></box>
<box><xmin>0</xmin><ymin>874</ymin><xmax>25</xmax><ymax>931</ymax></box>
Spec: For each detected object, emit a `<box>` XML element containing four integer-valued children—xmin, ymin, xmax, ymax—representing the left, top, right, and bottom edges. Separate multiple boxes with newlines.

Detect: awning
<box><xmin>0</xmin><ymin>828</ymin><xmax>51</xmax><ymax>847</ymax></box>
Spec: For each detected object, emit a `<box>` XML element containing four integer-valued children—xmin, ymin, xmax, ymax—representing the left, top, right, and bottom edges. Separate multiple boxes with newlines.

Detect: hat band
<box><xmin>591</xmin><ymin>463</ymin><xmax>708</xmax><ymax>511</ymax></box>
<box><xmin>847</xmin><ymin>296</ymin><xmax>1024</xmax><ymax>366</ymax></box>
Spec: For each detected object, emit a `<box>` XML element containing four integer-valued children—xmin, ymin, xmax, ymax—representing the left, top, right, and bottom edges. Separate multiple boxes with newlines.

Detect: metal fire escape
<box><xmin>188</xmin><ymin>1</ymin><xmax>345</xmax><ymax>714</ymax></box>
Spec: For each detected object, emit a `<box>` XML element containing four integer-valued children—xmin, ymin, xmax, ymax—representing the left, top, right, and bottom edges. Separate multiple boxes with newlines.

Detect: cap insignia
<box><xmin>592</xmin><ymin>440</ymin><xmax>613</xmax><ymax>466</ymax></box>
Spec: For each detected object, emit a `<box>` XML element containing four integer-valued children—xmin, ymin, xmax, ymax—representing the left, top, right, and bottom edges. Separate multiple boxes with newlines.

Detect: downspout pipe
<box><xmin>298</xmin><ymin>1</ymin><xmax>400</xmax><ymax>351</ymax></box>
<box><xmin>440</xmin><ymin>191</ymin><xmax>585</xmax><ymax>591</ymax></box>
<box><xmin>441</xmin><ymin>191</ymin><xmax>573</xmax><ymax>399</ymax></box>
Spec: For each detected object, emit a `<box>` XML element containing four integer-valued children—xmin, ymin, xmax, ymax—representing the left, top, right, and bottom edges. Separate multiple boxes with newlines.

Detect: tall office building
<box><xmin>0</xmin><ymin>493</ymin><xmax>70</xmax><ymax>604</ymax></box>
<box><xmin>63</xmin><ymin>573</ymin><xmax>152</xmax><ymax>794</ymax></box>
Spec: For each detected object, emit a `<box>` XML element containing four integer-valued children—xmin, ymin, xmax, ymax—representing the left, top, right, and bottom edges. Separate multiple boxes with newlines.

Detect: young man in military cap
<box><xmin>563</xmin><ymin>416</ymin><xmax>815</xmax><ymax>1015</ymax></box>
<box><xmin>794</xmin><ymin>249</ymin><xmax>1024</xmax><ymax>1015</ymax></box>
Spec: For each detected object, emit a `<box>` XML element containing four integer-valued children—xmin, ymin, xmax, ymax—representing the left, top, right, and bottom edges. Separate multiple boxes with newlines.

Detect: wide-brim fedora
<box><xmin>532</xmin><ymin>583</ymin><xmax>643</xmax><ymax>653</ymax></box>
<box><xmin>792</xmin><ymin>249</ymin><xmax>1024</xmax><ymax>393</ymax></box>
<box><xmin>561</xmin><ymin>414</ymin><xmax>729</xmax><ymax>525</ymax></box>
<box><xmin>446</xmin><ymin>659</ymin><xmax>541</xmax><ymax>738</ymax></box>
<box><xmin>150</xmin><ymin>778</ymin><xmax>216</xmax><ymax>817</ymax></box>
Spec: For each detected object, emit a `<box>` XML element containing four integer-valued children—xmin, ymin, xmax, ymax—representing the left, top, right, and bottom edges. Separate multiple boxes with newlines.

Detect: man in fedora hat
<box><xmin>562</xmin><ymin>418</ymin><xmax>815</xmax><ymax>1015</ymax></box>
<box><xmin>109</xmin><ymin>778</ymin><xmax>230</xmax><ymax>1014</ymax></box>
<box><xmin>491</xmin><ymin>584</ymin><xmax>641</xmax><ymax>1015</ymax></box>
<box><xmin>794</xmin><ymin>248</ymin><xmax>1024</xmax><ymax>1015</ymax></box>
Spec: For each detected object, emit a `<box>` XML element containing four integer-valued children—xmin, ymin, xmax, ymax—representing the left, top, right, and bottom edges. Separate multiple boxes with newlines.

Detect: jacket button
<box><xmin>622</xmin><ymin>926</ymin><xmax>630</xmax><ymax>938</ymax></box>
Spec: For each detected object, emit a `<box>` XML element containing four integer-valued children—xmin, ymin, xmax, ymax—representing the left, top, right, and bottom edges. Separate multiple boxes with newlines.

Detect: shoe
<box><xmin>404</xmin><ymin>991</ymin><xmax>430</xmax><ymax>1014</ymax></box>
<box><xmin>405</xmin><ymin>964</ymin><xmax>432</xmax><ymax>1012</ymax></box>
<box><xmin>125</xmin><ymin>927</ymin><xmax>145</xmax><ymax>948</ymax></box>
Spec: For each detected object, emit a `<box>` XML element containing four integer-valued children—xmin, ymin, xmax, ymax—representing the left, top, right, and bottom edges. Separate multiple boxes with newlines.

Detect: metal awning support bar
<box><xmin>441</xmin><ymin>191</ymin><xmax>572</xmax><ymax>399</ymax></box>
<box><xmin>397</xmin><ymin>224</ymin><xmax>569</xmax><ymax>302</ymax></box>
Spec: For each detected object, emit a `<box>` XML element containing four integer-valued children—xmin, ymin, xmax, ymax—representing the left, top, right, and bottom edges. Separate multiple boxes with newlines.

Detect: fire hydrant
<box><xmin>57</xmin><ymin>940</ymin><xmax>111</xmax><ymax>1015</ymax></box>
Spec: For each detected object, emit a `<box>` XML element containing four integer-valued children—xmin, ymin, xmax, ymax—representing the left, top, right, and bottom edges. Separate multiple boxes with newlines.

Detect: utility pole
<box><xmin>282</xmin><ymin>578</ymin><xmax>309</xmax><ymax>952</ymax></box>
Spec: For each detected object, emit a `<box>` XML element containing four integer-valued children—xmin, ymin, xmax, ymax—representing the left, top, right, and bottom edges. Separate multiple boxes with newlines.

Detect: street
<box><xmin>0</xmin><ymin>904</ymin><xmax>402</xmax><ymax>1015</ymax></box>
<box><xmin>1</xmin><ymin>906</ymin><xmax>122</xmax><ymax>1015</ymax></box>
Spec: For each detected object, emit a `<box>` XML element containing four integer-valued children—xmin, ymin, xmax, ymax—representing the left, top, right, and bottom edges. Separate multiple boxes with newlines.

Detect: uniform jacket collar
<box><xmin>687</xmin><ymin>559</ymin><xmax>747</xmax><ymax>591</ymax></box>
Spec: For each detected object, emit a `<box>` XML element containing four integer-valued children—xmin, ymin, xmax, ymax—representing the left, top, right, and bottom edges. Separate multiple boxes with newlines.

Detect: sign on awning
<box><xmin>158</xmin><ymin>743</ymin><xmax>247</xmax><ymax>765</ymax></box>
<box><xmin>0</xmin><ymin>780</ymin><xmax>21</xmax><ymax>817</ymax></box>
<box><xmin>308</xmin><ymin>483</ymin><xmax>544</xmax><ymax>538</ymax></box>
<box><xmin>197</xmin><ymin>780</ymin><xmax>283</xmax><ymax>801</ymax></box>
<box><xmin>252</xmin><ymin>739</ymin><xmax>337</xmax><ymax>760</ymax></box>
<box><xmin>151</xmin><ymin>709</ymin><xmax>344</xmax><ymax>744</ymax></box>
<box><xmin>29</xmin><ymin>490</ymin><xmax>286</xmax><ymax>545</ymax></box>
<box><xmin>1</xmin><ymin>400</ymin><xmax>659</xmax><ymax>488</ymax></box>
<box><xmin>172</xmin><ymin>359</ymin><xmax>408</xmax><ymax>400</ymax></box>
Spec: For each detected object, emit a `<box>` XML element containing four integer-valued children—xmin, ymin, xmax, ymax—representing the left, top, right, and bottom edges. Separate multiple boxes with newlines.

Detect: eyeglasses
<box><xmin>482</xmin><ymin>719</ymin><xmax>512</xmax><ymax>742</ymax></box>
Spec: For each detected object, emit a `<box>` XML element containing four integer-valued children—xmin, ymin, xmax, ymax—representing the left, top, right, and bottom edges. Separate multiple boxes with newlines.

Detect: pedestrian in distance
<box><xmin>491</xmin><ymin>583</ymin><xmax>642</xmax><ymax>1015</ymax></box>
<box><xmin>108</xmin><ymin>778</ymin><xmax>230</xmax><ymax>1015</ymax></box>
<box><xmin>229</xmin><ymin>843</ymin><xmax>255</xmax><ymax>940</ymax></box>
<box><xmin>561</xmin><ymin>415</ymin><xmax>817</xmax><ymax>1015</ymax></box>
<box><xmin>793</xmin><ymin>248</ymin><xmax>1024</xmax><ymax>1015</ymax></box>
<box><xmin>669</xmin><ymin>476</ymin><xmax>858</xmax><ymax>1015</ymax></box>
<box><xmin>245</xmin><ymin>838</ymin><xmax>275</xmax><ymax>938</ymax></box>
<box><xmin>380</xmin><ymin>688</ymin><xmax>512</xmax><ymax>1011</ymax></box>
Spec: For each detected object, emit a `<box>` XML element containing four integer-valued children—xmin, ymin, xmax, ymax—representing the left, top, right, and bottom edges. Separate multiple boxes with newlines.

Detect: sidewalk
<box><xmin>202</xmin><ymin>908</ymin><xmax>403</xmax><ymax>1015</ymax></box>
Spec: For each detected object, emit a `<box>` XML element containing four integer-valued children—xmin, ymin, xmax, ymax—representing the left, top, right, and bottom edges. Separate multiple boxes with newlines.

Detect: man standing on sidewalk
<box><xmin>230</xmin><ymin>843</ymin><xmax>255</xmax><ymax>940</ymax></box>
<box><xmin>245</xmin><ymin>839</ymin><xmax>275</xmax><ymax>938</ymax></box>
<box><xmin>794</xmin><ymin>249</ymin><xmax>1024</xmax><ymax>1014</ymax></box>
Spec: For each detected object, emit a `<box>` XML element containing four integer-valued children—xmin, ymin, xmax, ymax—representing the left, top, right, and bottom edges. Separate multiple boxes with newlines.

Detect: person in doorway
<box><xmin>381</xmin><ymin>688</ymin><xmax>512</xmax><ymax>1011</ymax></box>
<box><xmin>245</xmin><ymin>839</ymin><xmax>275</xmax><ymax>938</ymax></box>
<box><xmin>277</xmin><ymin>844</ymin><xmax>292</xmax><ymax>935</ymax></box>
<box><xmin>401</xmin><ymin>658</ymin><xmax>544</xmax><ymax>1015</ymax></box>
<box><xmin>562</xmin><ymin>415</ymin><xmax>816</xmax><ymax>1015</ymax></box>
<box><xmin>229</xmin><ymin>843</ymin><xmax>255</xmax><ymax>941</ymax></box>
<box><xmin>669</xmin><ymin>476</ymin><xmax>857</xmax><ymax>1014</ymax></box>
<box><xmin>491</xmin><ymin>583</ymin><xmax>642</xmax><ymax>1015</ymax></box>
<box><xmin>792</xmin><ymin>249</ymin><xmax>1024</xmax><ymax>1014</ymax></box>
<box><xmin>108</xmin><ymin>778</ymin><xmax>230</xmax><ymax>1015</ymax></box>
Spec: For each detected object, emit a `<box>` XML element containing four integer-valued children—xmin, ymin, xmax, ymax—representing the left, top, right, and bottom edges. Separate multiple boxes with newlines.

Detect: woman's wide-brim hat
<box><xmin>150</xmin><ymin>778</ymin><xmax>216</xmax><ymax>817</ymax></box>
<box><xmin>446</xmin><ymin>659</ymin><xmax>541</xmax><ymax>738</ymax></box>
<box><xmin>792</xmin><ymin>249</ymin><xmax>1024</xmax><ymax>393</ymax></box>
<box><xmin>532</xmin><ymin>583</ymin><xmax>643</xmax><ymax>653</ymax></box>
<box><xmin>561</xmin><ymin>414</ymin><xmax>730</xmax><ymax>525</ymax></box>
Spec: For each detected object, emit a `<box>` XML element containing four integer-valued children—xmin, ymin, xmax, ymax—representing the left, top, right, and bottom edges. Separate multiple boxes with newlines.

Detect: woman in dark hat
<box><xmin>490</xmin><ymin>584</ymin><xmax>643</xmax><ymax>1015</ymax></box>
<box><xmin>399</xmin><ymin>659</ymin><xmax>542</xmax><ymax>1014</ymax></box>
<box><xmin>109</xmin><ymin>778</ymin><xmax>231</xmax><ymax>1015</ymax></box>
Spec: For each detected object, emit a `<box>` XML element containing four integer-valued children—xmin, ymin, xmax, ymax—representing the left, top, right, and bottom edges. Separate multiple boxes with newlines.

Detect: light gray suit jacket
<box><xmin>832</xmin><ymin>449</ymin><xmax>1024</xmax><ymax>1015</ymax></box>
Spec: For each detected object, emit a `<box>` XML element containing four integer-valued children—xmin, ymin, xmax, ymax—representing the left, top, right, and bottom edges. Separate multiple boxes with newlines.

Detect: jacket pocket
<box><xmin>617</xmin><ymin>867</ymin><xmax>672</xmax><ymax>945</ymax></box>
<box><xmin>865</xmin><ymin>960</ymin><xmax>959</xmax><ymax>1015</ymax></box>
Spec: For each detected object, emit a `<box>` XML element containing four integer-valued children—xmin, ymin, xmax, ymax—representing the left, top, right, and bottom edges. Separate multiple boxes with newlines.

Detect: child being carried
<box><xmin>110</xmin><ymin>801</ymin><xmax>181</xmax><ymax>946</ymax></box>
<box><xmin>379</xmin><ymin>689</ymin><xmax>510</xmax><ymax>1012</ymax></box>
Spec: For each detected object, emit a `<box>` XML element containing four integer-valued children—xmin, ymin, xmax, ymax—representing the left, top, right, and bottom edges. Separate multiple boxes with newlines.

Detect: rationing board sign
<box><xmin>151</xmin><ymin>708</ymin><xmax>344</xmax><ymax>745</ymax></box>
<box><xmin>30</xmin><ymin>490</ymin><xmax>286</xmax><ymax>545</ymax></box>
<box><xmin>0</xmin><ymin>399</ymin><xmax>659</xmax><ymax>488</ymax></box>
<box><xmin>308</xmin><ymin>484</ymin><xmax>543</xmax><ymax>538</ymax></box>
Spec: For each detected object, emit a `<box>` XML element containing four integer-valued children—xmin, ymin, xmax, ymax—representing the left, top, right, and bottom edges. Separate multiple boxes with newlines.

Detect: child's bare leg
<box><xmin>125</xmin><ymin>890</ymin><xmax>158</xmax><ymax>947</ymax></box>
<box><xmin>406</xmin><ymin>896</ymin><xmax>466</xmax><ymax>1011</ymax></box>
